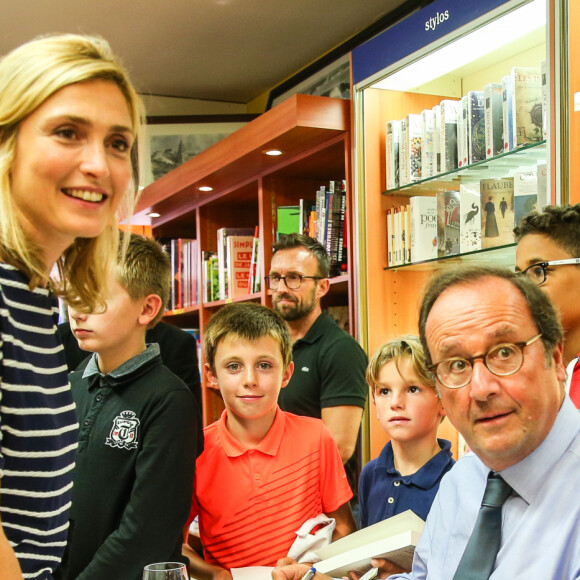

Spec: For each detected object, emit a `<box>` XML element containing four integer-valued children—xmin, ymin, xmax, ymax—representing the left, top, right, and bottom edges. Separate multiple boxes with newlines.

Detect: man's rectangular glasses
<box><xmin>265</xmin><ymin>274</ymin><xmax>322</xmax><ymax>290</ymax></box>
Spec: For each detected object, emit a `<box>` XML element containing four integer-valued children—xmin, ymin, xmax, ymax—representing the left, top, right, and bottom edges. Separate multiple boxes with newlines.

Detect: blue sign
<box><xmin>352</xmin><ymin>0</ymin><xmax>515</xmax><ymax>86</ymax></box>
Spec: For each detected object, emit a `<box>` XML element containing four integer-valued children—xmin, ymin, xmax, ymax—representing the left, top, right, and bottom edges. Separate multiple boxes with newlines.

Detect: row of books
<box><xmin>160</xmin><ymin>238</ymin><xmax>199</xmax><ymax>311</ymax></box>
<box><xmin>276</xmin><ymin>180</ymin><xmax>348</xmax><ymax>276</ymax></box>
<box><xmin>387</xmin><ymin>163</ymin><xmax>547</xmax><ymax>266</ymax></box>
<box><xmin>386</xmin><ymin>63</ymin><xmax>547</xmax><ymax>189</ymax></box>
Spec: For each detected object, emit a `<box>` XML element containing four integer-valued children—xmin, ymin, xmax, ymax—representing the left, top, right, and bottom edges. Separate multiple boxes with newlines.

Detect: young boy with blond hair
<box><xmin>57</xmin><ymin>234</ymin><xmax>202</xmax><ymax>580</ymax></box>
<box><xmin>183</xmin><ymin>302</ymin><xmax>355</xmax><ymax>578</ymax></box>
<box><xmin>359</xmin><ymin>335</ymin><xmax>454</xmax><ymax>528</ymax></box>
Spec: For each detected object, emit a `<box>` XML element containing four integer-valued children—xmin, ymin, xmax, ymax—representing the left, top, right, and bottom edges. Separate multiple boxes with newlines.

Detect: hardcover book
<box><xmin>440</xmin><ymin>99</ymin><xmax>459</xmax><ymax>173</ymax></box>
<box><xmin>467</xmin><ymin>90</ymin><xmax>485</xmax><ymax>164</ymax></box>
<box><xmin>457</xmin><ymin>95</ymin><xmax>468</xmax><ymax>168</ymax></box>
<box><xmin>480</xmin><ymin>177</ymin><xmax>515</xmax><ymax>249</ymax></box>
<box><xmin>513</xmin><ymin>171</ymin><xmax>538</xmax><ymax>227</ymax></box>
<box><xmin>226</xmin><ymin>235</ymin><xmax>254</xmax><ymax>299</ymax></box>
<box><xmin>399</xmin><ymin>117</ymin><xmax>409</xmax><ymax>186</ymax></box>
<box><xmin>217</xmin><ymin>227</ymin><xmax>255</xmax><ymax>300</ymax></box>
<box><xmin>432</xmin><ymin>104</ymin><xmax>441</xmax><ymax>174</ymax></box>
<box><xmin>421</xmin><ymin>109</ymin><xmax>435</xmax><ymax>179</ymax></box>
<box><xmin>406</xmin><ymin>113</ymin><xmax>422</xmax><ymax>183</ymax></box>
<box><xmin>541</xmin><ymin>59</ymin><xmax>548</xmax><ymax>140</ymax></box>
<box><xmin>459</xmin><ymin>182</ymin><xmax>481</xmax><ymax>253</ymax></box>
<box><xmin>386</xmin><ymin>120</ymin><xmax>401</xmax><ymax>189</ymax></box>
<box><xmin>484</xmin><ymin>83</ymin><xmax>504</xmax><ymax>158</ymax></box>
<box><xmin>502</xmin><ymin>75</ymin><xmax>514</xmax><ymax>152</ymax></box>
<box><xmin>511</xmin><ymin>66</ymin><xmax>542</xmax><ymax>147</ymax></box>
<box><xmin>437</xmin><ymin>190</ymin><xmax>460</xmax><ymax>257</ymax></box>
<box><xmin>409</xmin><ymin>195</ymin><xmax>437</xmax><ymax>263</ymax></box>
<box><xmin>386</xmin><ymin>208</ymin><xmax>394</xmax><ymax>267</ymax></box>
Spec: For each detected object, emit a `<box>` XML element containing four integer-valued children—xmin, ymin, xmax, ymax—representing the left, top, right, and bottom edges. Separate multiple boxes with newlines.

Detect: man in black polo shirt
<box><xmin>267</xmin><ymin>234</ymin><xmax>368</xmax><ymax>513</ymax></box>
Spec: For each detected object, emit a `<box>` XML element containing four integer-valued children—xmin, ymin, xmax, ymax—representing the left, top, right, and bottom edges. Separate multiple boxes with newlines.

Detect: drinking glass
<box><xmin>142</xmin><ymin>562</ymin><xmax>189</xmax><ymax>579</ymax></box>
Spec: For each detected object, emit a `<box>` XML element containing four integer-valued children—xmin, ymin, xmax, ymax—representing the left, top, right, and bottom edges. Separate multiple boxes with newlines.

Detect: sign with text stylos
<box><xmin>352</xmin><ymin>0</ymin><xmax>518</xmax><ymax>86</ymax></box>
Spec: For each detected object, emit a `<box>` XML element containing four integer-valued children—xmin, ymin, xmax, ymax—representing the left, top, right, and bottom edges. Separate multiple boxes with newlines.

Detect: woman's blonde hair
<box><xmin>0</xmin><ymin>33</ymin><xmax>144</xmax><ymax>311</ymax></box>
<box><xmin>366</xmin><ymin>334</ymin><xmax>439</xmax><ymax>397</ymax></box>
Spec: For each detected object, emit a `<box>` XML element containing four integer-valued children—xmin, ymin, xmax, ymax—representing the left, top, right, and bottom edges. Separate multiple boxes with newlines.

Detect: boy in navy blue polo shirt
<box><xmin>358</xmin><ymin>335</ymin><xmax>454</xmax><ymax>528</ymax></box>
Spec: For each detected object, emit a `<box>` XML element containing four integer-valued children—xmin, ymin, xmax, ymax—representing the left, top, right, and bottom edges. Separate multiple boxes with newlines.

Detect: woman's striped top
<box><xmin>0</xmin><ymin>262</ymin><xmax>78</xmax><ymax>579</ymax></box>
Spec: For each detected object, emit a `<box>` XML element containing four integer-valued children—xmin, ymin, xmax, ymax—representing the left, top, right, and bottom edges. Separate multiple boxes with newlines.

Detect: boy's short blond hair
<box><xmin>366</xmin><ymin>334</ymin><xmax>439</xmax><ymax>397</ymax></box>
<box><xmin>116</xmin><ymin>234</ymin><xmax>170</xmax><ymax>328</ymax></box>
<box><xmin>203</xmin><ymin>302</ymin><xmax>292</xmax><ymax>374</ymax></box>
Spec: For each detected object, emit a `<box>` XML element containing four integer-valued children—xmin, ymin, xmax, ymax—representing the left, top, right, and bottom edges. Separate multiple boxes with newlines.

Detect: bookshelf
<box><xmin>136</xmin><ymin>94</ymin><xmax>354</xmax><ymax>425</ymax></box>
<box><xmin>350</xmin><ymin>0</ymin><xmax>566</xmax><ymax>460</ymax></box>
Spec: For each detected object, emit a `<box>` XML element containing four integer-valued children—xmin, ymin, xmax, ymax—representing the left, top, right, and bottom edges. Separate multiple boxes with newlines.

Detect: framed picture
<box><xmin>139</xmin><ymin>115</ymin><xmax>256</xmax><ymax>187</ymax></box>
<box><xmin>268</xmin><ymin>54</ymin><xmax>350</xmax><ymax>109</ymax></box>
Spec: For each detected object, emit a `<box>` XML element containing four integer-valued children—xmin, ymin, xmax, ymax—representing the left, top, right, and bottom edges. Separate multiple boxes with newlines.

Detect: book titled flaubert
<box><xmin>480</xmin><ymin>177</ymin><xmax>515</xmax><ymax>249</ymax></box>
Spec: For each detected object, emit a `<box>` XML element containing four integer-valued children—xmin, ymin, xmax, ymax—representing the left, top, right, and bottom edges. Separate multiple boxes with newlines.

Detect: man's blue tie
<box><xmin>453</xmin><ymin>471</ymin><xmax>512</xmax><ymax>580</ymax></box>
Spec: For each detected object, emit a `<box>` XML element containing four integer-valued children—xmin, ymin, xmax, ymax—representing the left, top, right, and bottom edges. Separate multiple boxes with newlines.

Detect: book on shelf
<box><xmin>484</xmin><ymin>82</ymin><xmax>504</xmax><ymax>158</ymax></box>
<box><xmin>467</xmin><ymin>90</ymin><xmax>485</xmax><ymax>164</ymax></box>
<box><xmin>277</xmin><ymin>205</ymin><xmax>300</xmax><ymax>238</ymax></box>
<box><xmin>480</xmin><ymin>177</ymin><xmax>515</xmax><ymax>249</ymax></box>
<box><xmin>502</xmin><ymin>75</ymin><xmax>514</xmax><ymax>152</ymax></box>
<box><xmin>440</xmin><ymin>99</ymin><xmax>459</xmax><ymax>173</ymax></box>
<box><xmin>513</xmin><ymin>171</ymin><xmax>538</xmax><ymax>227</ymax></box>
<box><xmin>406</xmin><ymin>113</ymin><xmax>422</xmax><ymax>183</ymax></box>
<box><xmin>386</xmin><ymin>120</ymin><xmax>401</xmax><ymax>189</ymax></box>
<box><xmin>437</xmin><ymin>190</ymin><xmax>460</xmax><ymax>258</ymax></box>
<box><xmin>511</xmin><ymin>66</ymin><xmax>542</xmax><ymax>147</ymax></box>
<box><xmin>315</xmin><ymin>185</ymin><xmax>327</xmax><ymax>245</ymax></box>
<box><xmin>400</xmin><ymin>204</ymin><xmax>410</xmax><ymax>264</ymax></box>
<box><xmin>247</xmin><ymin>227</ymin><xmax>260</xmax><ymax>294</ymax></box>
<box><xmin>226</xmin><ymin>235</ymin><xmax>254</xmax><ymax>299</ymax></box>
<box><xmin>459</xmin><ymin>182</ymin><xmax>481</xmax><ymax>253</ymax></box>
<box><xmin>217</xmin><ymin>227</ymin><xmax>255</xmax><ymax>300</ymax></box>
<box><xmin>420</xmin><ymin>109</ymin><xmax>435</xmax><ymax>179</ymax></box>
<box><xmin>202</xmin><ymin>251</ymin><xmax>219</xmax><ymax>303</ymax></box>
<box><xmin>409</xmin><ymin>196</ymin><xmax>437</xmax><ymax>263</ymax></box>
<box><xmin>160</xmin><ymin>238</ymin><xmax>197</xmax><ymax>311</ymax></box>
<box><xmin>541</xmin><ymin>59</ymin><xmax>548</xmax><ymax>140</ymax></box>
<box><xmin>457</xmin><ymin>95</ymin><xmax>468</xmax><ymax>168</ymax></box>
<box><xmin>537</xmin><ymin>162</ymin><xmax>548</xmax><ymax>210</ymax></box>
<box><xmin>386</xmin><ymin>208</ymin><xmax>394</xmax><ymax>267</ymax></box>
<box><xmin>432</xmin><ymin>104</ymin><xmax>441</xmax><ymax>174</ymax></box>
<box><xmin>399</xmin><ymin>117</ymin><xmax>409</xmax><ymax>186</ymax></box>
<box><xmin>313</xmin><ymin>509</ymin><xmax>424</xmax><ymax>577</ymax></box>
<box><xmin>299</xmin><ymin>198</ymin><xmax>316</xmax><ymax>236</ymax></box>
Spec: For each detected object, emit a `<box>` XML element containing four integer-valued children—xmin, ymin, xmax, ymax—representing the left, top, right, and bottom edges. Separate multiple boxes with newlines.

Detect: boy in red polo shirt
<box><xmin>183</xmin><ymin>302</ymin><xmax>355</xmax><ymax>577</ymax></box>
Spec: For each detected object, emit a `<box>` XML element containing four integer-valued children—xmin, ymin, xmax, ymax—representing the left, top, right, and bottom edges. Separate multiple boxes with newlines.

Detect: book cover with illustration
<box><xmin>467</xmin><ymin>90</ymin><xmax>485</xmax><ymax>164</ymax></box>
<box><xmin>386</xmin><ymin>120</ymin><xmax>401</xmax><ymax>189</ymax></box>
<box><xmin>513</xmin><ymin>171</ymin><xmax>538</xmax><ymax>227</ymax></box>
<box><xmin>437</xmin><ymin>190</ymin><xmax>460</xmax><ymax>257</ymax></box>
<box><xmin>421</xmin><ymin>109</ymin><xmax>435</xmax><ymax>179</ymax></box>
<box><xmin>440</xmin><ymin>99</ymin><xmax>459</xmax><ymax>173</ymax></box>
<box><xmin>406</xmin><ymin>113</ymin><xmax>422</xmax><ymax>183</ymax></box>
<box><xmin>511</xmin><ymin>66</ymin><xmax>542</xmax><ymax>147</ymax></box>
<box><xmin>409</xmin><ymin>195</ymin><xmax>437</xmax><ymax>262</ymax></box>
<box><xmin>459</xmin><ymin>182</ymin><xmax>481</xmax><ymax>253</ymax></box>
<box><xmin>484</xmin><ymin>83</ymin><xmax>503</xmax><ymax>158</ymax></box>
<box><xmin>480</xmin><ymin>177</ymin><xmax>515</xmax><ymax>249</ymax></box>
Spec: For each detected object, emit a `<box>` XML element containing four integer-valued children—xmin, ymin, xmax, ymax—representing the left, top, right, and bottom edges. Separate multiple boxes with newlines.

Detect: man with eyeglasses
<box><xmin>514</xmin><ymin>204</ymin><xmax>580</xmax><ymax>408</ymax></box>
<box><xmin>267</xmin><ymin>234</ymin><xmax>368</xmax><ymax>514</ymax></box>
<box><xmin>273</xmin><ymin>265</ymin><xmax>580</xmax><ymax>580</ymax></box>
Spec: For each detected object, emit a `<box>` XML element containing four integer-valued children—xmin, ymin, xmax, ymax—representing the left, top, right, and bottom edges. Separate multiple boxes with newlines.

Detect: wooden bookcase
<box><xmin>350</xmin><ymin>0</ymin><xmax>564</xmax><ymax>461</ymax></box>
<box><xmin>135</xmin><ymin>94</ymin><xmax>355</xmax><ymax>425</ymax></box>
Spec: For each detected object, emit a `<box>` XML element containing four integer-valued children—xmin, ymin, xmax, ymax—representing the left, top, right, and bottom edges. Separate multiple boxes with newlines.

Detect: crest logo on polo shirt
<box><xmin>105</xmin><ymin>410</ymin><xmax>140</xmax><ymax>450</ymax></box>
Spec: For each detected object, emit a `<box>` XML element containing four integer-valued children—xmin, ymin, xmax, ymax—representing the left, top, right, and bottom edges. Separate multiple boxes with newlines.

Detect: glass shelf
<box><xmin>383</xmin><ymin>141</ymin><xmax>547</xmax><ymax>197</ymax></box>
<box><xmin>384</xmin><ymin>243</ymin><xmax>517</xmax><ymax>272</ymax></box>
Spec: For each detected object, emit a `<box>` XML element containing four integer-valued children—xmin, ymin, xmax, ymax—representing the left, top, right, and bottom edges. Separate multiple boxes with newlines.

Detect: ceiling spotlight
<box><xmin>263</xmin><ymin>149</ymin><xmax>284</xmax><ymax>156</ymax></box>
<box><xmin>198</xmin><ymin>186</ymin><xmax>213</xmax><ymax>192</ymax></box>
<box><xmin>147</xmin><ymin>212</ymin><xmax>161</xmax><ymax>218</ymax></box>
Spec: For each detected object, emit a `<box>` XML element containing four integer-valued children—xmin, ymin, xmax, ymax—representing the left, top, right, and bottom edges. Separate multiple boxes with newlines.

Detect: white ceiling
<box><xmin>1</xmin><ymin>0</ymin><xmax>415</xmax><ymax>104</ymax></box>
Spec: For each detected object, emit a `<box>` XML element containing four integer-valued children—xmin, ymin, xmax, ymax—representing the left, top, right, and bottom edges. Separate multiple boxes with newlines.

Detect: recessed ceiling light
<box><xmin>263</xmin><ymin>149</ymin><xmax>284</xmax><ymax>156</ymax></box>
<box><xmin>198</xmin><ymin>186</ymin><xmax>213</xmax><ymax>192</ymax></box>
<box><xmin>147</xmin><ymin>212</ymin><xmax>161</xmax><ymax>218</ymax></box>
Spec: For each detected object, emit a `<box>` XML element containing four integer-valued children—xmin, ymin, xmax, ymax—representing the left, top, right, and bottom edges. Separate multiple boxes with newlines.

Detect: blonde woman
<box><xmin>0</xmin><ymin>34</ymin><xmax>142</xmax><ymax>579</ymax></box>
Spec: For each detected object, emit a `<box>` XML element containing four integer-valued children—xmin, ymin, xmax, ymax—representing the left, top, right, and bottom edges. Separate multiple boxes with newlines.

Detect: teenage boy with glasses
<box><xmin>514</xmin><ymin>204</ymin><xmax>580</xmax><ymax>407</ymax></box>
<box><xmin>267</xmin><ymin>234</ymin><xmax>368</xmax><ymax>516</ymax></box>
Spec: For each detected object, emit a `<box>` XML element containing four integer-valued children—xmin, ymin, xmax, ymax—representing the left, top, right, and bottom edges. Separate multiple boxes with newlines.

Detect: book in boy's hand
<box><xmin>313</xmin><ymin>510</ymin><xmax>424</xmax><ymax>578</ymax></box>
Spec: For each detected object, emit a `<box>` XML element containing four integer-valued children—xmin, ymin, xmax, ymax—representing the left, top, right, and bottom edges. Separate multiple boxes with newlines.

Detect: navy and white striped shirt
<box><xmin>0</xmin><ymin>263</ymin><xmax>78</xmax><ymax>579</ymax></box>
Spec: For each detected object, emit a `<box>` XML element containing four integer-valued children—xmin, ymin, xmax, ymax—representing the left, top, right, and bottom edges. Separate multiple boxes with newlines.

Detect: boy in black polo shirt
<box><xmin>55</xmin><ymin>234</ymin><xmax>202</xmax><ymax>580</ymax></box>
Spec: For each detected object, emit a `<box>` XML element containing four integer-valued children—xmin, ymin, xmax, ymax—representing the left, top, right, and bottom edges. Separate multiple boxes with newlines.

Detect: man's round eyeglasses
<box><xmin>519</xmin><ymin>258</ymin><xmax>580</xmax><ymax>285</ymax></box>
<box><xmin>428</xmin><ymin>333</ymin><xmax>542</xmax><ymax>389</ymax></box>
<box><xmin>264</xmin><ymin>274</ymin><xmax>323</xmax><ymax>290</ymax></box>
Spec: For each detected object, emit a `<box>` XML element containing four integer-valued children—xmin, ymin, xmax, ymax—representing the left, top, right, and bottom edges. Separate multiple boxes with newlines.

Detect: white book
<box><xmin>457</xmin><ymin>96</ymin><xmax>468</xmax><ymax>168</ymax></box>
<box><xmin>484</xmin><ymin>83</ymin><xmax>503</xmax><ymax>158</ymax></box>
<box><xmin>459</xmin><ymin>182</ymin><xmax>481</xmax><ymax>253</ymax></box>
<box><xmin>386</xmin><ymin>208</ymin><xmax>394</xmax><ymax>267</ymax></box>
<box><xmin>541</xmin><ymin>59</ymin><xmax>548</xmax><ymax>140</ymax></box>
<box><xmin>467</xmin><ymin>90</ymin><xmax>485</xmax><ymax>164</ymax></box>
<box><xmin>432</xmin><ymin>104</ymin><xmax>441</xmax><ymax>175</ymax></box>
<box><xmin>410</xmin><ymin>196</ymin><xmax>437</xmax><ymax>262</ymax></box>
<box><xmin>399</xmin><ymin>118</ymin><xmax>409</xmax><ymax>186</ymax></box>
<box><xmin>502</xmin><ymin>75</ymin><xmax>514</xmax><ymax>152</ymax></box>
<box><xmin>440</xmin><ymin>99</ymin><xmax>459</xmax><ymax>173</ymax></box>
<box><xmin>537</xmin><ymin>162</ymin><xmax>548</xmax><ymax>209</ymax></box>
<box><xmin>406</xmin><ymin>113</ymin><xmax>422</xmax><ymax>183</ymax></box>
<box><xmin>314</xmin><ymin>510</ymin><xmax>425</xmax><ymax>578</ymax></box>
<box><xmin>514</xmin><ymin>171</ymin><xmax>538</xmax><ymax>228</ymax></box>
<box><xmin>386</xmin><ymin>120</ymin><xmax>401</xmax><ymax>189</ymax></box>
<box><xmin>511</xmin><ymin>66</ymin><xmax>542</xmax><ymax>147</ymax></box>
<box><xmin>421</xmin><ymin>109</ymin><xmax>435</xmax><ymax>178</ymax></box>
<box><xmin>394</xmin><ymin>207</ymin><xmax>402</xmax><ymax>265</ymax></box>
